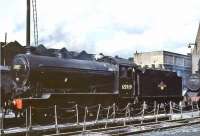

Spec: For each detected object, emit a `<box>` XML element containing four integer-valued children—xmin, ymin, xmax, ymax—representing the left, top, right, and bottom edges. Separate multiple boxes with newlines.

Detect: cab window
<box><xmin>120</xmin><ymin>67</ymin><xmax>127</xmax><ymax>78</ymax></box>
<box><xmin>127</xmin><ymin>67</ymin><xmax>132</xmax><ymax>78</ymax></box>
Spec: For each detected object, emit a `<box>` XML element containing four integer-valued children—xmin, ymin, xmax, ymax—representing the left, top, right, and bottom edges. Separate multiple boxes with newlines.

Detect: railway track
<box><xmin>44</xmin><ymin>117</ymin><xmax>200</xmax><ymax>136</ymax></box>
<box><xmin>1</xmin><ymin>113</ymin><xmax>168</xmax><ymax>136</ymax></box>
<box><xmin>2</xmin><ymin>110</ymin><xmax>200</xmax><ymax>136</ymax></box>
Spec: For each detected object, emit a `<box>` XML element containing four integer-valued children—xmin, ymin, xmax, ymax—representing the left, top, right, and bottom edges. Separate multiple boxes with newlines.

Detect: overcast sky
<box><xmin>0</xmin><ymin>0</ymin><xmax>200</xmax><ymax>58</ymax></box>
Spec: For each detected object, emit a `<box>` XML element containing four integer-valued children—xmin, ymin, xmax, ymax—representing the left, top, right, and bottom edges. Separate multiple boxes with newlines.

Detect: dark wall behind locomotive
<box><xmin>1</xmin><ymin>41</ymin><xmax>95</xmax><ymax>66</ymax></box>
<box><xmin>1</xmin><ymin>41</ymin><xmax>25</xmax><ymax>66</ymax></box>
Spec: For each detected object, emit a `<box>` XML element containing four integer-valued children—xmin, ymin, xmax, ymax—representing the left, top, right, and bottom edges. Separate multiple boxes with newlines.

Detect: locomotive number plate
<box><xmin>13</xmin><ymin>65</ymin><xmax>21</xmax><ymax>70</ymax></box>
<box><xmin>121</xmin><ymin>84</ymin><xmax>133</xmax><ymax>90</ymax></box>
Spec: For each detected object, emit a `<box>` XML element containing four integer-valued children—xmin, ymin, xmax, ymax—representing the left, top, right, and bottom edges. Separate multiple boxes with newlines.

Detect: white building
<box><xmin>192</xmin><ymin>23</ymin><xmax>200</xmax><ymax>73</ymax></box>
<box><xmin>134</xmin><ymin>51</ymin><xmax>192</xmax><ymax>88</ymax></box>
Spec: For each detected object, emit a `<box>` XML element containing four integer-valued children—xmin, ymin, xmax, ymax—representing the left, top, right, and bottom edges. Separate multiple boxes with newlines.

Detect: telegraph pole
<box><xmin>3</xmin><ymin>32</ymin><xmax>7</xmax><ymax>66</ymax></box>
<box><xmin>0</xmin><ymin>76</ymin><xmax>2</xmax><ymax>134</ymax></box>
<box><xmin>0</xmin><ymin>33</ymin><xmax>7</xmax><ymax>135</ymax></box>
<box><xmin>26</xmin><ymin>0</ymin><xmax>31</xmax><ymax>54</ymax></box>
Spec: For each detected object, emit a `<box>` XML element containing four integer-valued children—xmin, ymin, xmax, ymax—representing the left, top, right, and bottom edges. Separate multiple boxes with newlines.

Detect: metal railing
<box><xmin>1</xmin><ymin>101</ymin><xmax>200</xmax><ymax>135</ymax></box>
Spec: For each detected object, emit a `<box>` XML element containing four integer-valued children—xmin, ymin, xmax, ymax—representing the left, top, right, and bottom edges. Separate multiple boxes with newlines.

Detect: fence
<box><xmin>1</xmin><ymin>101</ymin><xmax>200</xmax><ymax>135</ymax></box>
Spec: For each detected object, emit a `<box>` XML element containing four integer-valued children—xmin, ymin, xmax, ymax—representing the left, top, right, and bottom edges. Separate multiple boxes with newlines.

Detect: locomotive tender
<box><xmin>11</xmin><ymin>54</ymin><xmax>182</xmax><ymax>109</ymax></box>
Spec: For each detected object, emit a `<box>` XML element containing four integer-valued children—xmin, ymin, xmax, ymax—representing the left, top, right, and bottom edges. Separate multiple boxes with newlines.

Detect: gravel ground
<box><xmin>134</xmin><ymin>124</ymin><xmax>200</xmax><ymax>136</ymax></box>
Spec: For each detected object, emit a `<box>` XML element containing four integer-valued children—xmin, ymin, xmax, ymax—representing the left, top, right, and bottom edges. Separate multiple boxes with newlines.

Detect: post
<box><xmin>54</xmin><ymin>105</ymin><xmax>59</xmax><ymax>134</ymax></box>
<box><xmin>4</xmin><ymin>32</ymin><xmax>7</xmax><ymax>46</ymax></box>
<box><xmin>26</xmin><ymin>0</ymin><xmax>31</xmax><ymax>54</ymax></box>
<box><xmin>191</xmin><ymin>102</ymin><xmax>194</xmax><ymax>118</ymax></box>
<box><xmin>0</xmin><ymin>111</ymin><xmax>4</xmax><ymax>136</ymax></box>
<box><xmin>141</xmin><ymin>101</ymin><xmax>145</xmax><ymax>124</ymax></box>
<box><xmin>105</xmin><ymin>106</ymin><xmax>110</xmax><ymax>128</ymax></box>
<box><xmin>153</xmin><ymin>101</ymin><xmax>157</xmax><ymax>117</ymax></box>
<box><xmin>95</xmin><ymin>104</ymin><xmax>101</xmax><ymax>123</ymax></box>
<box><xmin>28</xmin><ymin>106</ymin><xmax>32</xmax><ymax>135</ymax></box>
<box><xmin>3</xmin><ymin>32</ymin><xmax>7</xmax><ymax>65</ymax></box>
<box><xmin>169</xmin><ymin>101</ymin><xmax>173</xmax><ymax>120</ymax></box>
<box><xmin>0</xmin><ymin>108</ymin><xmax>4</xmax><ymax>135</ymax></box>
<box><xmin>197</xmin><ymin>103</ymin><xmax>200</xmax><ymax>116</ymax></box>
<box><xmin>0</xmin><ymin>39</ymin><xmax>6</xmax><ymax>133</ymax></box>
<box><xmin>83</xmin><ymin>106</ymin><xmax>88</xmax><ymax>131</ymax></box>
<box><xmin>180</xmin><ymin>101</ymin><xmax>183</xmax><ymax>119</ymax></box>
<box><xmin>124</xmin><ymin>104</ymin><xmax>128</xmax><ymax>126</ymax></box>
<box><xmin>163</xmin><ymin>103</ymin><xmax>166</xmax><ymax>115</ymax></box>
<box><xmin>156</xmin><ymin>104</ymin><xmax>159</xmax><ymax>123</ymax></box>
<box><xmin>112</xmin><ymin>103</ymin><xmax>116</xmax><ymax>120</ymax></box>
<box><xmin>124</xmin><ymin>103</ymin><xmax>131</xmax><ymax>126</ymax></box>
<box><xmin>26</xmin><ymin>108</ymin><xmax>28</xmax><ymax>136</ymax></box>
<box><xmin>75</xmin><ymin>104</ymin><xmax>79</xmax><ymax>125</ymax></box>
<box><xmin>128</xmin><ymin>103</ymin><xmax>131</xmax><ymax>119</ymax></box>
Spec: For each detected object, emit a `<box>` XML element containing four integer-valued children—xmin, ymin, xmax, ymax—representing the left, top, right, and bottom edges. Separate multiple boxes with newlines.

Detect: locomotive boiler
<box><xmin>12</xmin><ymin>54</ymin><xmax>117</xmax><ymax>97</ymax></box>
<box><xmin>11</xmin><ymin>54</ymin><xmax>183</xmax><ymax>109</ymax></box>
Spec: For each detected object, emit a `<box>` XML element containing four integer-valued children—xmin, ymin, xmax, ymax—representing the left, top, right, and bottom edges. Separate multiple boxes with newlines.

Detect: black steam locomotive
<box><xmin>11</xmin><ymin>53</ymin><xmax>182</xmax><ymax>110</ymax></box>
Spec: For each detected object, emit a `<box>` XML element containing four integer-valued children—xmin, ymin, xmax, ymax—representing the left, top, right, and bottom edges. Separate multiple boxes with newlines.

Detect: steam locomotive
<box><xmin>185</xmin><ymin>59</ymin><xmax>200</xmax><ymax>102</ymax></box>
<box><xmin>186</xmin><ymin>73</ymin><xmax>200</xmax><ymax>92</ymax></box>
<box><xmin>11</xmin><ymin>54</ymin><xmax>182</xmax><ymax>109</ymax></box>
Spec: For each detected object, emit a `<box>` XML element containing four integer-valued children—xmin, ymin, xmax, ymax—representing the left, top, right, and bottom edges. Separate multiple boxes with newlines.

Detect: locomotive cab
<box><xmin>119</xmin><ymin>65</ymin><xmax>134</xmax><ymax>98</ymax></box>
<box><xmin>97</xmin><ymin>56</ymin><xmax>135</xmax><ymax>99</ymax></box>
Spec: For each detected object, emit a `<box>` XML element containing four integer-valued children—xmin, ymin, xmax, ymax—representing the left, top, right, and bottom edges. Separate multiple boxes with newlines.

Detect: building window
<box><xmin>184</xmin><ymin>58</ymin><xmax>191</xmax><ymax>67</ymax></box>
<box><xmin>164</xmin><ymin>55</ymin><xmax>173</xmax><ymax>65</ymax></box>
<box><xmin>175</xmin><ymin>57</ymin><xmax>184</xmax><ymax>66</ymax></box>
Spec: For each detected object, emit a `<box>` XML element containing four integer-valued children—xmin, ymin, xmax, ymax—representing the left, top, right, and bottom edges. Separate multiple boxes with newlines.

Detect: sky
<box><xmin>0</xmin><ymin>0</ymin><xmax>200</xmax><ymax>58</ymax></box>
